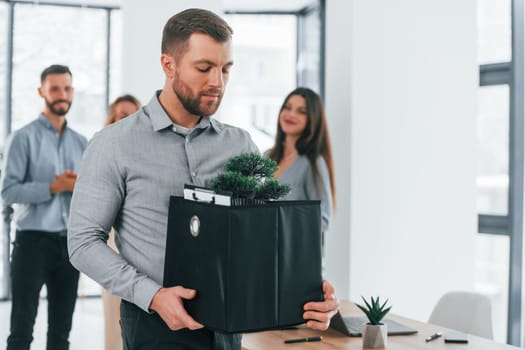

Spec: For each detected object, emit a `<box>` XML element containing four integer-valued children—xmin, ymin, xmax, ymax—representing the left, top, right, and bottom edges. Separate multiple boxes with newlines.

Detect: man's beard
<box><xmin>172</xmin><ymin>72</ymin><xmax>223</xmax><ymax>117</ymax></box>
<box><xmin>45</xmin><ymin>98</ymin><xmax>72</xmax><ymax>116</ymax></box>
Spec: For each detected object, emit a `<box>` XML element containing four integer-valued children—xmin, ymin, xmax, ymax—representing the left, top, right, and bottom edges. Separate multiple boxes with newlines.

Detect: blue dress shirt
<box><xmin>1</xmin><ymin>114</ymin><xmax>87</xmax><ymax>233</ymax></box>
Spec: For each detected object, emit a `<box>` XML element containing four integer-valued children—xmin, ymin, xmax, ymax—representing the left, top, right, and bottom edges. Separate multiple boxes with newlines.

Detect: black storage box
<box><xmin>163</xmin><ymin>196</ymin><xmax>323</xmax><ymax>333</ymax></box>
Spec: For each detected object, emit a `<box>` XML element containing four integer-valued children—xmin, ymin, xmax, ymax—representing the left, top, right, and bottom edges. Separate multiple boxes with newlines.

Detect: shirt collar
<box><xmin>208</xmin><ymin>118</ymin><xmax>224</xmax><ymax>133</ymax></box>
<box><xmin>191</xmin><ymin>116</ymin><xmax>224</xmax><ymax>133</ymax></box>
<box><xmin>144</xmin><ymin>90</ymin><xmax>224</xmax><ymax>133</ymax></box>
<box><xmin>37</xmin><ymin>113</ymin><xmax>68</xmax><ymax>132</ymax></box>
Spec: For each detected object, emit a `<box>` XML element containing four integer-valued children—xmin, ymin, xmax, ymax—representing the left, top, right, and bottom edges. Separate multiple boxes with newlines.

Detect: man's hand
<box><xmin>149</xmin><ymin>286</ymin><xmax>204</xmax><ymax>331</ymax></box>
<box><xmin>303</xmin><ymin>280</ymin><xmax>340</xmax><ymax>330</ymax></box>
<box><xmin>50</xmin><ymin>169</ymin><xmax>78</xmax><ymax>194</ymax></box>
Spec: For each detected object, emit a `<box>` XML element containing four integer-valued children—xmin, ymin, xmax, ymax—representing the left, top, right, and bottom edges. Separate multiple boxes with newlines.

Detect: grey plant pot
<box><xmin>362</xmin><ymin>323</ymin><xmax>388</xmax><ymax>348</ymax></box>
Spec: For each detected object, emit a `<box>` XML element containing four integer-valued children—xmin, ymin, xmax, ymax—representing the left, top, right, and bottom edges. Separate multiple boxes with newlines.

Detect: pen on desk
<box><xmin>284</xmin><ymin>336</ymin><xmax>323</xmax><ymax>344</ymax></box>
<box><xmin>425</xmin><ymin>332</ymin><xmax>442</xmax><ymax>342</ymax></box>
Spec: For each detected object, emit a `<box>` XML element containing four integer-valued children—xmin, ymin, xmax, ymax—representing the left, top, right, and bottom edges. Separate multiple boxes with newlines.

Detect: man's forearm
<box><xmin>68</xmin><ymin>232</ymin><xmax>161</xmax><ymax>312</ymax></box>
<box><xmin>2</xmin><ymin>181</ymin><xmax>53</xmax><ymax>205</ymax></box>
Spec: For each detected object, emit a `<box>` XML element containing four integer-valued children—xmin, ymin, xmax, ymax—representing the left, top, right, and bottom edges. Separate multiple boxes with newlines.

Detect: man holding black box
<box><xmin>68</xmin><ymin>8</ymin><xmax>339</xmax><ymax>350</ymax></box>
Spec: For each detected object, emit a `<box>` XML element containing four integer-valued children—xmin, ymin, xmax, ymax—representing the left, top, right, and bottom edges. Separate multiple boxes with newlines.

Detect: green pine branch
<box><xmin>210</xmin><ymin>153</ymin><xmax>290</xmax><ymax>201</ymax></box>
<box><xmin>257</xmin><ymin>179</ymin><xmax>291</xmax><ymax>200</ymax></box>
<box><xmin>211</xmin><ymin>171</ymin><xmax>258</xmax><ymax>199</ymax></box>
<box><xmin>224</xmin><ymin>153</ymin><xmax>277</xmax><ymax>180</ymax></box>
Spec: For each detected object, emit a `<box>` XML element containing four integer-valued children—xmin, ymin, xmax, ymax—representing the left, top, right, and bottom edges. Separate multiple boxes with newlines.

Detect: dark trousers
<box><xmin>121</xmin><ymin>300</ymin><xmax>242</xmax><ymax>350</ymax></box>
<box><xmin>6</xmin><ymin>230</ymin><xmax>79</xmax><ymax>350</ymax></box>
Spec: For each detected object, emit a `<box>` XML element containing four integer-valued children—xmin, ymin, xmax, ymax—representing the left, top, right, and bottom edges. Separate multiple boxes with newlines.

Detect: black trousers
<box><xmin>6</xmin><ymin>230</ymin><xmax>79</xmax><ymax>350</ymax></box>
<box><xmin>121</xmin><ymin>300</ymin><xmax>242</xmax><ymax>350</ymax></box>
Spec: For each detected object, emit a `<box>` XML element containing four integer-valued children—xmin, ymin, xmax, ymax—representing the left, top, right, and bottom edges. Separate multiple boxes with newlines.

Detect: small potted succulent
<box><xmin>356</xmin><ymin>296</ymin><xmax>392</xmax><ymax>348</ymax></box>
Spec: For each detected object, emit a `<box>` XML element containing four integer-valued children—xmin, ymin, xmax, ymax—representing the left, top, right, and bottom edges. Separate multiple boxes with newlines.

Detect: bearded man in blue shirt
<box><xmin>2</xmin><ymin>64</ymin><xmax>87</xmax><ymax>350</ymax></box>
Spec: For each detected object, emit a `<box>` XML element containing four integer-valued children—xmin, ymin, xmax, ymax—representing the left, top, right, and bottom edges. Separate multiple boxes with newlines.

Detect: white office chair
<box><xmin>428</xmin><ymin>291</ymin><xmax>494</xmax><ymax>339</ymax></box>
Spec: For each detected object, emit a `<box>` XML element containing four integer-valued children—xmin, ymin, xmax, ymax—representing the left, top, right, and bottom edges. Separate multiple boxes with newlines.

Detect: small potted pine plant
<box><xmin>356</xmin><ymin>296</ymin><xmax>392</xmax><ymax>348</ymax></box>
<box><xmin>210</xmin><ymin>152</ymin><xmax>291</xmax><ymax>205</ymax></box>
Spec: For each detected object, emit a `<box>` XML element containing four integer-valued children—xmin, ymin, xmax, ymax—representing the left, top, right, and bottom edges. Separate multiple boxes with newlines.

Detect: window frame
<box><xmin>477</xmin><ymin>0</ymin><xmax>524</xmax><ymax>345</ymax></box>
<box><xmin>225</xmin><ymin>0</ymin><xmax>325</xmax><ymax>99</ymax></box>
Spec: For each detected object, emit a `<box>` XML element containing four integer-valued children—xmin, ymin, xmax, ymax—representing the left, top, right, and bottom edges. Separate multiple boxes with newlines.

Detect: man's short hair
<box><xmin>161</xmin><ymin>8</ymin><xmax>233</xmax><ymax>60</ymax></box>
<box><xmin>41</xmin><ymin>64</ymin><xmax>72</xmax><ymax>83</ymax></box>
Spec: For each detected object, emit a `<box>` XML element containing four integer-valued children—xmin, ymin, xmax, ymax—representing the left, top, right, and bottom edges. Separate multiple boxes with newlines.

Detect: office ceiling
<box><xmin>223</xmin><ymin>0</ymin><xmax>315</xmax><ymax>12</ymax></box>
<box><xmin>14</xmin><ymin>0</ymin><xmax>315</xmax><ymax>12</ymax></box>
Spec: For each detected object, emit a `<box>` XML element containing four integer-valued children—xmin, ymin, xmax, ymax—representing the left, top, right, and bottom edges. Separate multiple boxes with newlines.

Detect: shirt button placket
<box><xmin>185</xmin><ymin>135</ymin><xmax>196</xmax><ymax>183</ymax></box>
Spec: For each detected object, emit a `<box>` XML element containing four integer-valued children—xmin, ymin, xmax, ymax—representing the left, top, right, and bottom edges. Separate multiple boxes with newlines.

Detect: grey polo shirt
<box><xmin>68</xmin><ymin>92</ymin><xmax>259</xmax><ymax>312</ymax></box>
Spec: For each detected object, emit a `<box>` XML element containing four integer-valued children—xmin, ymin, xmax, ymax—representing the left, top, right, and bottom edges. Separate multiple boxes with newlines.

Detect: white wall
<box><xmin>121</xmin><ymin>0</ymin><xmax>222</xmax><ymax>103</ymax></box>
<box><xmin>324</xmin><ymin>0</ymin><xmax>478</xmax><ymax>322</ymax></box>
<box><xmin>323</xmin><ymin>0</ymin><xmax>353</xmax><ymax>301</ymax></box>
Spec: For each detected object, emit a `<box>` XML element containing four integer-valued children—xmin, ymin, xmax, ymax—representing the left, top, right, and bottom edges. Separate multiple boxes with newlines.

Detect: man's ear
<box><xmin>37</xmin><ymin>86</ymin><xmax>44</xmax><ymax>98</ymax></box>
<box><xmin>160</xmin><ymin>54</ymin><xmax>176</xmax><ymax>79</ymax></box>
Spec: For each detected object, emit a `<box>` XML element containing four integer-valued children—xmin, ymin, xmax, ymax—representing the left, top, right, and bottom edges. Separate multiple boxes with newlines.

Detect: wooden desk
<box><xmin>242</xmin><ymin>300</ymin><xmax>520</xmax><ymax>350</ymax></box>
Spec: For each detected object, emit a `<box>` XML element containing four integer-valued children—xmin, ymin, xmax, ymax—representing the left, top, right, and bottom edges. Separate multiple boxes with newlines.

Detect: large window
<box><xmin>0</xmin><ymin>0</ymin><xmax>121</xmax><ymax>299</ymax></box>
<box><xmin>476</xmin><ymin>0</ymin><xmax>524</xmax><ymax>345</ymax></box>
<box><xmin>478</xmin><ymin>0</ymin><xmax>512</xmax><ymax>64</ymax></box>
<box><xmin>477</xmin><ymin>84</ymin><xmax>509</xmax><ymax>216</ymax></box>
<box><xmin>221</xmin><ymin>14</ymin><xmax>297</xmax><ymax>151</ymax></box>
<box><xmin>475</xmin><ymin>233</ymin><xmax>510</xmax><ymax>342</ymax></box>
<box><xmin>0</xmin><ymin>2</ymin><xmax>8</xmax><ymax>145</ymax></box>
<box><xmin>109</xmin><ymin>9</ymin><xmax>123</xmax><ymax>102</ymax></box>
<box><xmin>11</xmin><ymin>4</ymin><xmax>108</xmax><ymax>138</ymax></box>
<box><xmin>297</xmin><ymin>5</ymin><xmax>323</xmax><ymax>95</ymax></box>
<box><xmin>222</xmin><ymin>2</ymin><xmax>324</xmax><ymax>152</ymax></box>
<box><xmin>0</xmin><ymin>0</ymin><xmax>8</xmax><ymax>301</ymax></box>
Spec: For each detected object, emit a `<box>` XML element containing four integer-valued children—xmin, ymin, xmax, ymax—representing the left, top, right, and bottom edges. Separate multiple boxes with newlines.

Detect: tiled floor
<box><xmin>0</xmin><ymin>297</ymin><xmax>104</xmax><ymax>349</ymax></box>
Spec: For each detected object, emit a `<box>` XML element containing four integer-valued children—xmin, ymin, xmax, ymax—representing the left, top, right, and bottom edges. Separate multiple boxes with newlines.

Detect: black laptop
<box><xmin>330</xmin><ymin>312</ymin><xmax>418</xmax><ymax>336</ymax></box>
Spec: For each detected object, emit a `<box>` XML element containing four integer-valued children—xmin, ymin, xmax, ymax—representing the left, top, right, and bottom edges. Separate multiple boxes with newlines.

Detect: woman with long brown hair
<box><xmin>268</xmin><ymin>87</ymin><xmax>335</xmax><ymax>232</ymax></box>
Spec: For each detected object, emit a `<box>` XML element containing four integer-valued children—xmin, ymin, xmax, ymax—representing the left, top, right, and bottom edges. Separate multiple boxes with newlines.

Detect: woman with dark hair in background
<box><xmin>102</xmin><ymin>94</ymin><xmax>140</xmax><ymax>350</ymax></box>
<box><xmin>268</xmin><ymin>87</ymin><xmax>335</xmax><ymax>234</ymax></box>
